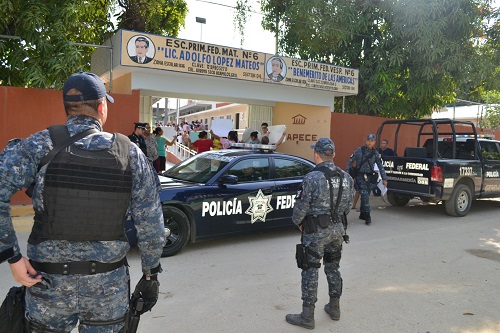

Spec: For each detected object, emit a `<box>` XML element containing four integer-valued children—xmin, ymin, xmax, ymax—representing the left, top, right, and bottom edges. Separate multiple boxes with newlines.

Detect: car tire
<box><xmin>387</xmin><ymin>191</ymin><xmax>410</xmax><ymax>207</ymax></box>
<box><xmin>161</xmin><ymin>206</ymin><xmax>190</xmax><ymax>257</ymax></box>
<box><xmin>444</xmin><ymin>184</ymin><xmax>472</xmax><ymax>217</ymax></box>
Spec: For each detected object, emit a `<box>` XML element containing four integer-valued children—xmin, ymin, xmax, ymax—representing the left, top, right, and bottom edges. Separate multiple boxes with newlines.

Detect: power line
<box><xmin>193</xmin><ymin>0</ymin><xmax>385</xmax><ymax>40</ymax></box>
<box><xmin>195</xmin><ymin>0</ymin><xmax>265</xmax><ymax>16</ymax></box>
<box><xmin>194</xmin><ymin>0</ymin><xmax>492</xmax><ymax>41</ymax></box>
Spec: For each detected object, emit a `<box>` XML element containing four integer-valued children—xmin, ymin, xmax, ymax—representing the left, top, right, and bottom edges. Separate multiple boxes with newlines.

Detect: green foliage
<box><xmin>115</xmin><ymin>0</ymin><xmax>187</xmax><ymax>36</ymax></box>
<box><xmin>259</xmin><ymin>0</ymin><xmax>490</xmax><ymax>118</ymax></box>
<box><xmin>480</xmin><ymin>91</ymin><xmax>500</xmax><ymax>129</ymax></box>
<box><xmin>0</xmin><ymin>0</ymin><xmax>115</xmax><ymax>88</ymax></box>
<box><xmin>234</xmin><ymin>0</ymin><xmax>252</xmax><ymax>47</ymax></box>
<box><xmin>457</xmin><ymin>6</ymin><xmax>500</xmax><ymax>103</ymax></box>
<box><xmin>0</xmin><ymin>0</ymin><xmax>187</xmax><ymax>88</ymax></box>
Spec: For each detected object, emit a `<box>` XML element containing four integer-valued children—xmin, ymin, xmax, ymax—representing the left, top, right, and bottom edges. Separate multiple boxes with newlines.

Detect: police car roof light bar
<box><xmin>228</xmin><ymin>142</ymin><xmax>276</xmax><ymax>151</ymax></box>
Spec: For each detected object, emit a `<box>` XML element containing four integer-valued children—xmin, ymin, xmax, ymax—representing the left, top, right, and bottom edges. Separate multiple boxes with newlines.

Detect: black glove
<box><xmin>132</xmin><ymin>274</ymin><xmax>160</xmax><ymax>314</ymax></box>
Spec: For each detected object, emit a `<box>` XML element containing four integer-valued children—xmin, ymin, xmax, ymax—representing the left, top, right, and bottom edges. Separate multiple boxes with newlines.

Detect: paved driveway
<box><xmin>2</xmin><ymin>197</ymin><xmax>499</xmax><ymax>333</ymax></box>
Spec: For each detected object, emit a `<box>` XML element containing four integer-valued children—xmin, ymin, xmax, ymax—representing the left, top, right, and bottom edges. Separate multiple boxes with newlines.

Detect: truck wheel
<box><xmin>161</xmin><ymin>206</ymin><xmax>190</xmax><ymax>257</ymax></box>
<box><xmin>444</xmin><ymin>184</ymin><xmax>472</xmax><ymax>217</ymax></box>
<box><xmin>387</xmin><ymin>191</ymin><xmax>410</xmax><ymax>207</ymax></box>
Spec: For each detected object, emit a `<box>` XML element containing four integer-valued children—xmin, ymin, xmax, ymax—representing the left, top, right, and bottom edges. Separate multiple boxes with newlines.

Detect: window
<box><xmin>226</xmin><ymin>158</ymin><xmax>269</xmax><ymax>182</ymax></box>
<box><xmin>274</xmin><ymin>158</ymin><xmax>313</xmax><ymax>179</ymax></box>
<box><xmin>164</xmin><ymin>154</ymin><xmax>232</xmax><ymax>183</ymax></box>
<box><xmin>480</xmin><ymin>141</ymin><xmax>500</xmax><ymax>160</ymax></box>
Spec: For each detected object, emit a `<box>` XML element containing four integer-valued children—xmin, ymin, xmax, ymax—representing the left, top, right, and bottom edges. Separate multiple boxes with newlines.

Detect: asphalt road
<box><xmin>2</xmin><ymin>197</ymin><xmax>499</xmax><ymax>333</ymax></box>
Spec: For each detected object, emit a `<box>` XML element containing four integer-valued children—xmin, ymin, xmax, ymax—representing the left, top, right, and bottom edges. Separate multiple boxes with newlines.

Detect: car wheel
<box><xmin>161</xmin><ymin>206</ymin><xmax>190</xmax><ymax>257</ymax></box>
<box><xmin>387</xmin><ymin>191</ymin><xmax>410</xmax><ymax>207</ymax></box>
<box><xmin>444</xmin><ymin>184</ymin><xmax>472</xmax><ymax>217</ymax></box>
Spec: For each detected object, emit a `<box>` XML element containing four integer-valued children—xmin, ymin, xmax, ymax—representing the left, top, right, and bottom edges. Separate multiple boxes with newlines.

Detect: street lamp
<box><xmin>196</xmin><ymin>17</ymin><xmax>206</xmax><ymax>42</ymax></box>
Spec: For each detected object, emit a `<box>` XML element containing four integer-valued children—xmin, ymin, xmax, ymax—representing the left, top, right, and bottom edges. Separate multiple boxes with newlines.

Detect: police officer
<box><xmin>0</xmin><ymin>72</ymin><xmax>165</xmax><ymax>332</ymax></box>
<box><xmin>286</xmin><ymin>138</ymin><xmax>354</xmax><ymax>329</ymax></box>
<box><xmin>129</xmin><ymin>122</ymin><xmax>148</xmax><ymax>157</ymax></box>
<box><xmin>346</xmin><ymin>133</ymin><xmax>388</xmax><ymax>225</ymax></box>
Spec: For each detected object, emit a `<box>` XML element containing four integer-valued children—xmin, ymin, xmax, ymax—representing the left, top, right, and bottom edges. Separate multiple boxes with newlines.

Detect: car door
<box><xmin>206</xmin><ymin>156</ymin><xmax>277</xmax><ymax>236</ymax></box>
<box><xmin>271</xmin><ymin>157</ymin><xmax>315</xmax><ymax>223</ymax></box>
<box><xmin>480</xmin><ymin>140</ymin><xmax>500</xmax><ymax>195</ymax></box>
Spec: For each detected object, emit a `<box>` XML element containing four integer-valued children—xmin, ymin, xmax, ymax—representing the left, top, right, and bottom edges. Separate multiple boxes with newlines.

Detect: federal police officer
<box><xmin>346</xmin><ymin>134</ymin><xmax>388</xmax><ymax>225</ymax></box>
<box><xmin>0</xmin><ymin>72</ymin><xmax>165</xmax><ymax>332</ymax></box>
<box><xmin>128</xmin><ymin>122</ymin><xmax>148</xmax><ymax>157</ymax></box>
<box><xmin>286</xmin><ymin>138</ymin><xmax>354</xmax><ymax>329</ymax></box>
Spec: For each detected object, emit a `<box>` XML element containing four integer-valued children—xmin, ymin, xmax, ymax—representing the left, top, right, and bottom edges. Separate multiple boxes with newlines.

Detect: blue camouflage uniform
<box><xmin>292</xmin><ymin>160</ymin><xmax>355</xmax><ymax>307</ymax></box>
<box><xmin>0</xmin><ymin>115</ymin><xmax>165</xmax><ymax>332</ymax></box>
<box><xmin>346</xmin><ymin>146</ymin><xmax>387</xmax><ymax>215</ymax></box>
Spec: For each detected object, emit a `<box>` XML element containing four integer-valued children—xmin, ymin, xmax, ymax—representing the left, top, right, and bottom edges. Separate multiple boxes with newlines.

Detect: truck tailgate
<box><xmin>383</xmin><ymin>157</ymin><xmax>435</xmax><ymax>196</ymax></box>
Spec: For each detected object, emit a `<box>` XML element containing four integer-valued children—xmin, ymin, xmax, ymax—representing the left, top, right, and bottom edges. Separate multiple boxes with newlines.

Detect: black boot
<box><xmin>365</xmin><ymin>213</ymin><xmax>371</xmax><ymax>225</ymax></box>
<box><xmin>359</xmin><ymin>212</ymin><xmax>366</xmax><ymax>220</ymax></box>
<box><xmin>324</xmin><ymin>297</ymin><xmax>340</xmax><ymax>320</ymax></box>
<box><xmin>286</xmin><ymin>305</ymin><xmax>315</xmax><ymax>329</ymax></box>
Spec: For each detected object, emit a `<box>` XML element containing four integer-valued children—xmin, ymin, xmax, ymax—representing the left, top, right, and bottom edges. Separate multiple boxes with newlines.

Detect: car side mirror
<box><xmin>218</xmin><ymin>174</ymin><xmax>238</xmax><ymax>185</ymax></box>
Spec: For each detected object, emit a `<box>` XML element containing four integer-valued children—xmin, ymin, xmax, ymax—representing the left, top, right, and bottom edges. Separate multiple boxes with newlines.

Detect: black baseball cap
<box><xmin>134</xmin><ymin>122</ymin><xmax>148</xmax><ymax>129</ymax></box>
<box><xmin>63</xmin><ymin>72</ymin><xmax>114</xmax><ymax>103</ymax></box>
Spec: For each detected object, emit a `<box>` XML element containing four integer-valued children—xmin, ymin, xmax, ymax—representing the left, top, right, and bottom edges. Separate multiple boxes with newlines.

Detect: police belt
<box><xmin>308</xmin><ymin>214</ymin><xmax>341</xmax><ymax>224</ymax></box>
<box><xmin>302</xmin><ymin>214</ymin><xmax>339</xmax><ymax>234</ymax></box>
<box><xmin>30</xmin><ymin>258</ymin><xmax>126</xmax><ymax>275</ymax></box>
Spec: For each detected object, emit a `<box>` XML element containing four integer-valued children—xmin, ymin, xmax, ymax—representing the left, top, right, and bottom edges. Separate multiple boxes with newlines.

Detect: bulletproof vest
<box><xmin>313</xmin><ymin>165</ymin><xmax>344</xmax><ymax>221</ymax></box>
<box><xmin>28</xmin><ymin>129</ymin><xmax>133</xmax><ymax>245</ymax></box>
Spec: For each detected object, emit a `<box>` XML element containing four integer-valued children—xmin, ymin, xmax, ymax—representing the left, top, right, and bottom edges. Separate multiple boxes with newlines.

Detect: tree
<box><xmin>0</xmin><ymin>0</ymin><xmax>187</xmax><ymax>88</ymax></box>
<box><xmin>258</xmin><ymin>0</ymin><xmax>489</xmax><ymax>118</ymax></box>
<box><xmin>0</xmin><ymin>0</ymin><xmax>115</xmax><ymax>88</ymax></box>
<box><xmin>115</xmin><ymin>0</ymin><xmax>187</xmax><ymax>37</ymax></box>
<box><xmin>480</xmin><ymin>90</ymin><xmax>500</xmax><ymax>129</ymax></box>
<box><xmin>456</xmin><ymin>5</ymin><xmax>500</xmax><ymax>104</ymax></box>
<box><xmin>234</xmin><ymin>0</ymin><xmax>252</xmax><ymax>47</ymax></box>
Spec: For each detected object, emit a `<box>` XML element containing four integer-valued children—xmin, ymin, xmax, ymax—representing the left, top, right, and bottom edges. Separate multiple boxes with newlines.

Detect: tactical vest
<box><xmin>312</xmin><ymin>165</ymin><xmax>345</xmax><ymax>222</ymax></box>
<box><xmin>28</xmin><ymin>129</ymin><xmax>133</xmax><ymax>245</ymax></box>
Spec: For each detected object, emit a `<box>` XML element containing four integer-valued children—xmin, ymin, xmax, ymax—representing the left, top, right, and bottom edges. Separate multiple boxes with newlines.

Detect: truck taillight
<box><xmin>430</xmin><ymin>166</ymin><xmax>442</xmax><ymax>182</ymax></box>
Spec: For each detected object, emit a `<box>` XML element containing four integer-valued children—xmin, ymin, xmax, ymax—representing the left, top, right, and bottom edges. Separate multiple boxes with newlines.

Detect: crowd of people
<box><xmin>128</xmin><ymin>121</ymin><xmax>288</xmax><ymax>172</ymax></box>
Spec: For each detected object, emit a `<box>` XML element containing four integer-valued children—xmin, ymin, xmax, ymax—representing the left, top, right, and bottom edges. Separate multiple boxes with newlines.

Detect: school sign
<box><xmin>120</xmin><ymin>30</ymin><xmax>358</xmax><ymax>95</ymax></box>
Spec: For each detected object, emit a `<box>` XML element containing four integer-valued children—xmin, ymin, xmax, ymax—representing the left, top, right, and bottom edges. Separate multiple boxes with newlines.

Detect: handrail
<box><xmin>167</xmin><ymin>142</ymin><xmax>196</xmax><ymax>161</ymax></box>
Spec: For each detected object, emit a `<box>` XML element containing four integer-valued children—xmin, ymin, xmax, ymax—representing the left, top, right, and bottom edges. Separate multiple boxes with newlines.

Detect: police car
<box><xmin>127</xmin><ymin>143</ymin><xmax>315</xmax><ymax>256</ymax></box>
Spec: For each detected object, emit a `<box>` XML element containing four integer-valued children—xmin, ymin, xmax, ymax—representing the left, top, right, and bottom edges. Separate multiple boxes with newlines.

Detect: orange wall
<box><xmin>330</xmin><ymin>113</ymin><xmax>391</xmax><ymax>169</ymax></box>
<box><xmin>1</xmin><ymin>86</ymin><xmax>140</xmax><ymax>205</ymax></box>
<box><xmin>3</xmin><ymin>85</ymin><xmax>500</xmax><ymax>205</ymax></box>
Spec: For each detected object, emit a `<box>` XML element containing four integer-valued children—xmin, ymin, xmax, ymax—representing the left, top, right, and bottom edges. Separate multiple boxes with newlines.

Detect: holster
<box><xmin>302</xmin><ymin>216</ymin><xmax>317</xmax><ymax>234</ymax></box>
<box><xmin>295</xmin><ymin>244</ymin><xmax>321</xmax><ymax>270</ymax></box>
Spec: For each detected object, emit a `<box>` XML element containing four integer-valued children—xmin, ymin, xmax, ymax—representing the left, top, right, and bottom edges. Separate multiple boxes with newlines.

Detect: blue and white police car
<box><xmin>128</xmin><ymin>143</ymin><xmax>315</xmax><ymax>256</ymax></box>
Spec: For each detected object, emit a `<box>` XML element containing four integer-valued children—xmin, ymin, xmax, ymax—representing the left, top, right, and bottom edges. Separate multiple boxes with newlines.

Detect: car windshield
<box><xmin>164</xmin><ymin>153</ymin><xmax>233</xmax><ymax>183</ymax></box>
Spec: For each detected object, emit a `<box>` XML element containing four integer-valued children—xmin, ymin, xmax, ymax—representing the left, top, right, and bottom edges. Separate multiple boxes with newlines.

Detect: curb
<box><xmin>10</xmin><ymin>205</ymin><xmax>34</xmax><ymax>217</ymax></box>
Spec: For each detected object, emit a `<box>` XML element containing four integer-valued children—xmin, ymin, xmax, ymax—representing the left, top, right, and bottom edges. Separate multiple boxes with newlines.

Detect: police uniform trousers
<box><xmin>301</xmin><ymin>223</ymin><xmax>344</xmax><ymax>306</ymax></box>
<box><xmin>355</xmin><ymin>174</ymin><xmax>371</xmax><ymax>214</ymax></box>
<box><xmin>25</xmin><ymin>265</ymin><xmax>129</xmax><ymax>333</ymax></box>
